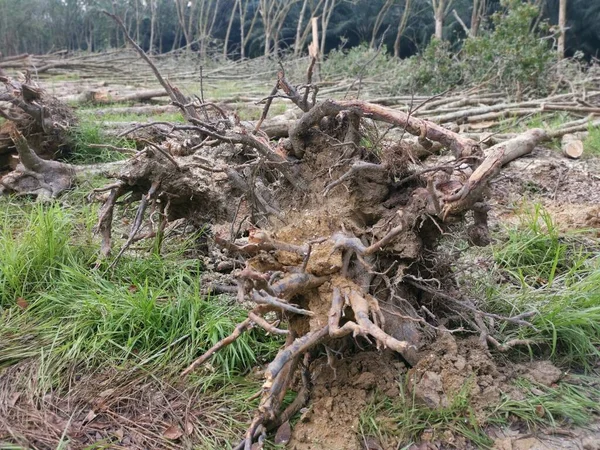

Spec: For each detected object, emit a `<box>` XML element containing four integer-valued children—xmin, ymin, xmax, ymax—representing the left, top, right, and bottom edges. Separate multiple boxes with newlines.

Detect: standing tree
<box><xmin>394</xmin><ymin>0</ymin><xmax>412</xmax><ymax>57</ymax></box>
<box><xmin>430</xmin><ymin>0</ymin><xmax>453</xmax><ymax>40</ymax></box>
<box><xmin>557</xmin><ymin>0</ymin><xmax>567</xmax><ymax>58</ymax></box>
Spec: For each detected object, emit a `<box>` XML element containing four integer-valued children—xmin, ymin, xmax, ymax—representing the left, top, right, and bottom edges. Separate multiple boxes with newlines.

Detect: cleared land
<box><xmin>1</xmin><ymin>50</ymin><xmax>599</xmax><ymax>450</ymax></box>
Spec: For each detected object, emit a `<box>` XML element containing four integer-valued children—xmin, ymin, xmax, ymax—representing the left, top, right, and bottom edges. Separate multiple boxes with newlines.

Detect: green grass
<box><xmin>0</xmin><ymin>199</ymin><xmax>282</xmax><ymax>380</ymax></box>
<box><xmin>77</xmin><ymin>108</ymin><xmax>186</xmax><ymax>124</ymax></box>
<box><xmin>485</xmin><ymin>204</ymin><xmax>600</xmax><ymax>367</ymax></box>
<box><xmin>0</xmin><ymin>193</ymin><xmax>284</xmax><ymax>448</ymax></box>
<box><xmin>517</xmin><ymin>112</ymin><xmax>572</xmax><ymax>132</ymax></box>
<box><xmin>361</xmin><ymin>374</ymin><xmax>600</xmax><ymax>449</ymax></box>
<box><xmin>506</xmin><ymin>112</ymin><xmax>572</xmax><ymax>152</ymax></box>
<box><xmin>68</xmin><ymin>119</ymin><xmax>136</xmax><ymax>164</ymax></box>
<box><xmin>69</xmin><ymin>108</ymin><xmax>191</xmax><ymax>163</ymax></box>
<box><xmin>492</xmin><ymin>376</ymin><xmax>600</xmax><ymax>428</ymax></box>
<box><xmin>359</xmin><ymin>379</ymin><xmax>493</xmax><ymax>448</ymax></box>
<box><xmin>493</xmin><ymin>205</ymin><xmax>581</xmax><ymax>286</ymax></box>
<box><xmin>584</xmin><ymin>124</ymin><xmax>600</xmax><ymax>155</ymax></box>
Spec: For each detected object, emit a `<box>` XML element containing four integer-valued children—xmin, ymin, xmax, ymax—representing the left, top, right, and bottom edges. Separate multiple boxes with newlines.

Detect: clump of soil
<box><xmin>290</xmin><ymin>351</ymin><xmax>406</xmax><ymax>450</ymax></box>
<box><xmin>286</xmin><ymin>332</ymin><xmax>571</xmax><ymax>450</ymax></box>
<box><xmin>408</xmin><ymin>333</ymin><xmax>507</xmax><ymax>416</ymax></box>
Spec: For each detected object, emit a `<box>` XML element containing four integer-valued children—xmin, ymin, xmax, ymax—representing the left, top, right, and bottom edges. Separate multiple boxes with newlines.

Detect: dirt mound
<box><xmin>289</xmin><ymin>351</ymin><xmax>406</xmax><ymax>450</ymax></box>
<box><xmin>489</xmin><ymin>147</ymin><xmax>600</xmax><ymax>233</ymax></box>
<box><xmin>408</xmin><ymin>333</ymin><xmax>507</xmax><ymax>416</ymax></box>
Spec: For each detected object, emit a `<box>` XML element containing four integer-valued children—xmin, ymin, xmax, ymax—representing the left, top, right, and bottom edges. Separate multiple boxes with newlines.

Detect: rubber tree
<box><xmin>430</xmin><ymin>0</ymin><xmax>453</xmax><ymax>39</ymax></box>
<box><xmin>557</xmin><ymin>0</ymin><xmax>566</xmax><ymax>58</ymax></box>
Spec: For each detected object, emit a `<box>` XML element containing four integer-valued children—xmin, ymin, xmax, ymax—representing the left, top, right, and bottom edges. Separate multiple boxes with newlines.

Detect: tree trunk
<box><xmin>470</xmin><ymin>0</ymin><xmax>486</xmax><ymax>37</ymax></box>
<box><xmin>435</xmin><ymin>12</ymin><xmax>444</xmax><ymax>40</ymax></box>
<box><xmin>149</xmin><ymin>0</ymin><xmax>157</xmax><ymax>53</ymax></box>
<box><xmin>294</xmin><ymin>0</ymin><xmax>309</xmax><ymax>57</ymax></box>
<box><xmin>264</xmin><ymin>28</ymin><xmax>271</xmax><ymax>57</ymax></box>
<box><xmin>557</xmin><ymin>0</ymin><xmax>567</xmax><ymax>58</ymax></box>
<box><xmin>431</xmin><ymin>0</ymin><xmax>451</xmax><ymax>40</ymax></box>
<box><xmin>135</xmin><ymin>0</ymin><xmax>141</xmax><ymax>44</ymax></box>
<box><xmin>224</xmin><ymin>0</ymin><xmax>237</xmax><ymax>59</ymax></box>
<box><xmin>370</xmin><ymin>0</ymin><xmax>395</xmax><ymax>49</ymax></box>
<box><xmin>394</xmin><ymin>0</ymin><xmax>412</xmax><ymax>58</ymax></box>
<box><xmin>320</xmin><ymin>0</ymin><xmax>336</xmax><ymax>56</ymax></box>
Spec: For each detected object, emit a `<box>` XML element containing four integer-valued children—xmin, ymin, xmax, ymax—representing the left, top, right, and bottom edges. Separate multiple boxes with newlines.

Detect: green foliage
<box><xmin>462</xmin><ymin>0</ymin><xmax>555</xmax><ymax>94</ymax></box>
<box><xmin>322</xmin><ymin>43</ymin><xmax>398</xmax><ymax>80</ymax></box>
<box><xmin>389</xmin><ymin>0</ymin><xmax>556</xmax><ymax>95</ymax></box>
<box><xmin>584</xmin><ymin>124</ymin><xmax>600</xmax><ymax>155</ymax></box>
<box><xmin>394</xmin><ymin>38</ymin><xmax>463</xmax><ymax>95</ymax></box>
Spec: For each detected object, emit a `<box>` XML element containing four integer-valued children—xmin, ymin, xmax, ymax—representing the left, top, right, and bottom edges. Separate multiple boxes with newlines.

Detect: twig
<box><xmin>181</xmin><ymin>318</ymin><xmax>253</xmax><ymax>377</ymax></box>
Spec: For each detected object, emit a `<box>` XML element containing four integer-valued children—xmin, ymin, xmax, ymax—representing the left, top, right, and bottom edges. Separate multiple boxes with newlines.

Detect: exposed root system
<box><xmin>1</xmin><ymin>17</ymin><xmax>554</xmax><ymax>447</ymax></box>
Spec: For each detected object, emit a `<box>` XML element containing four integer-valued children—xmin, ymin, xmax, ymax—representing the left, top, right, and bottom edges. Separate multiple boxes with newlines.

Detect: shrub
<box><xmin>321</xmin><ymin>42</ymin><xmax>399</xmax><ymax>80</ymax></box>
<box><xmin>379</xmin><ymin>0</ymin><xmax>556</xmax><ymax>95</ymax></box>
<box><xmin>394</xmin><ymin>38</ymin><xmax>464</xmax><ymax>94</ymax></box>
<box><xmin>462</xmin><ymin>0</ymin><xmax>555</xmax><ymax>94</ymax></box>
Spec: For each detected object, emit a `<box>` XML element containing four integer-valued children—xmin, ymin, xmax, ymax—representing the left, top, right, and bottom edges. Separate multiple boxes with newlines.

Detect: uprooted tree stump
<box><xmin>0</xmin><ymin>73</ymin><xmax>78</xmax><ymax>197</ymax></box>
<box><xmin>73</xmin><ymin>13</ymin><xmax>553</xmax><ymax>449</ymax></box>
<box><xmin>0</xmin><ymin>13</ymin><xmax>550</xmax><ymax>447</ymax></box>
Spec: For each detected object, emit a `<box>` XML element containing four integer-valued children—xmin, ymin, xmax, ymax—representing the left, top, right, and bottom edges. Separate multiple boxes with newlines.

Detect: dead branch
<box><xmin>289</xmin><ymin>99</ymin><xmax>481</xmax><ymax>159</ymax></box>
<box><xmin>181</xmin><ymin>318</ymin><xmax>254</xmax><ymax>377</ymax></box>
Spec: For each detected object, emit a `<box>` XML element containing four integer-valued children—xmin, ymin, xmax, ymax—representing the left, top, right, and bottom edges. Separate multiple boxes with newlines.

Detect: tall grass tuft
<box><xmin>490</xmin><ymin>204</ymin><xmax>600</xmax><ymax>366</ymax></box>
<box><xmin>0</xmin><ymin>200</ymin><xmax>281</xmax><ymax>382</ymax></box>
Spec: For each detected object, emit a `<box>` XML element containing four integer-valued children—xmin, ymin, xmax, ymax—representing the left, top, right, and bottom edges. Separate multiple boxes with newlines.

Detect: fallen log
<box><xmin>87</xmin><ymin>104</ymin><xmax>179</xmax><ymax>117</ymax></box>
<box><xmin>64</xmin><ymin>88</ymin><xmax>168</xmax><ymax>105</ymax></box>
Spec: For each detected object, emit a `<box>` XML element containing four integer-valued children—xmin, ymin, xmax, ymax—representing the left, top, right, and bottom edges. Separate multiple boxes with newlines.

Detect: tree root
<box><xmin>1</xmin><ymin>124</ymin><xmax>74</xmax><ymax>198</ymax></box>
<box><xmin>107</xmin><ymin>180</ymin><xmax>161</xmax><ymax>270</ymax></box>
